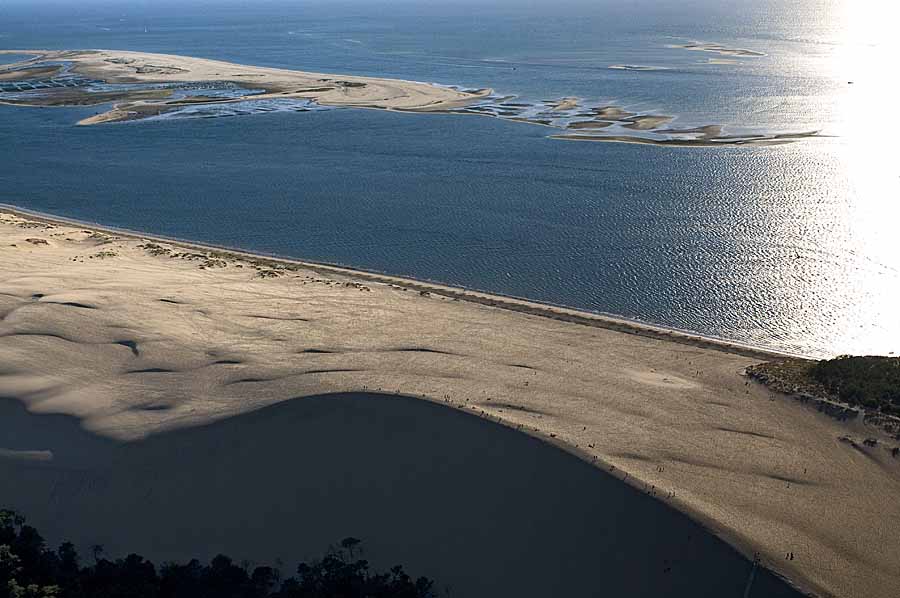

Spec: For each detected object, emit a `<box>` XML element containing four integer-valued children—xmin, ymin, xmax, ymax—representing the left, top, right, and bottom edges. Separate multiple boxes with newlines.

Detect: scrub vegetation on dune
<box><xmin>0</xmin><ymin>510</ymin><xmax>435</xmax><ymax>598</ymax></box>
<box><xmin>747</xmin><ymin>356</ymin><xmax>900</xmax><ymax>432</ymax></box>
<box><xmin>811</xmin><ymin>357</ymin><xmax>900</xmax><ymax>414</ymax></box>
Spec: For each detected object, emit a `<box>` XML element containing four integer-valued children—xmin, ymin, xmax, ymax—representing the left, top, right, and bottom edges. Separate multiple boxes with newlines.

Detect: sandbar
<box><xmin>608</xmin><ymin>64</ymin><xmax>669</xmax><ymax>71</ymax></box>
<box><xmin>622</xmin><ymin>114</ymin><xmax>675</xmax><ymax>130</ymax></box>
<box><xmin>670</xmin><ymin>42</ymin><xmax>766</xmax><ymax>57</ymax></box>
<box><xmin>552</xmin><ymin>129</ymin><xmax>820</xmax><ymax>146</ymax></box>
<box><xmin>566</xmin><ymin>120</ymin><xmax>615</xmax><ymax>129</ymax></box>
<box><xmin>545</xmin><ymin>96</ymin><xmax>580</xmax><ymax>111</ymax></box>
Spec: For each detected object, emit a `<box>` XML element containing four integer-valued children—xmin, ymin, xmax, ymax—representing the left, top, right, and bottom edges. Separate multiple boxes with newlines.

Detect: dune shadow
<box><xmin>0</xmin><ymin>394</ymin><xmax>801</xmax><ymax>597</ymax></box>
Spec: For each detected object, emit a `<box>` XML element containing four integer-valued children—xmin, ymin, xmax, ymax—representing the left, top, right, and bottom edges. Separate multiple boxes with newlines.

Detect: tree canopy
<box><xmin>810</xmin><ymin>356</ymin><xmax>900</xmax><ymax>416</ymax></box>
<box><xmin>1</xmin><ymin>510</ymin><xmax>435</xmax><ymax>598</ymax></box>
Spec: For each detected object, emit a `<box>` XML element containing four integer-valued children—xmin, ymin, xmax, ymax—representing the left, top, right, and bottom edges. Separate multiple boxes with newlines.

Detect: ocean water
<box><xmin>1</xmin><ymin>0</ymin><xmax>897</xmax><ymax>357</ymax></box>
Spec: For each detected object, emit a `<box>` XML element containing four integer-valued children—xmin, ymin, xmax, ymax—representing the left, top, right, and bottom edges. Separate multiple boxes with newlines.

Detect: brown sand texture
<box><xmin>0</xmin><ymin>208</ymin><xmax>898</xmax><ymax>598</ymax></box>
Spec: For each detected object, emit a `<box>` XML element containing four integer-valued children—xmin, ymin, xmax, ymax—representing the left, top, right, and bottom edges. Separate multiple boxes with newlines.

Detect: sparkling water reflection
<box><xmin>0</xmin><ymin>0</ymin><xmax>897</xmax><ymax>357</ymax></box>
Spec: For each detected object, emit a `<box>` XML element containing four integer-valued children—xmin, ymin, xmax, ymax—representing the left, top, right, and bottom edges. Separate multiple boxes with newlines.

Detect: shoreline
<box><xmin>0</xmin><ymin>392</ymin><xmax>804</xmax><ymax>598</ymax></box>
<box><xmin>2</xmin><ymin>205</ymin><xmax>898</xmax><ymax>598</ymax></box>
<box><xmin>0</xmin><ymin>203</ymin><xmax>800</xmax><ymax>362</ymax></box>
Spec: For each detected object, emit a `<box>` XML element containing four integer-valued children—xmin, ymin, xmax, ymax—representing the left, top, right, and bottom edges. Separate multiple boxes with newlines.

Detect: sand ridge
<box><xmin>0</xmin><ymin>208</ymin><xmax>898</xmax><ymax>598</ymax></box>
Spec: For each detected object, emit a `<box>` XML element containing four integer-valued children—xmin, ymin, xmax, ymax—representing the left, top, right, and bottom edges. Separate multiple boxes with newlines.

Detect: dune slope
<box><xmin>0</xmin><ymin>208</ymin><xmax>898</xmax><ymax>598</ymax></box>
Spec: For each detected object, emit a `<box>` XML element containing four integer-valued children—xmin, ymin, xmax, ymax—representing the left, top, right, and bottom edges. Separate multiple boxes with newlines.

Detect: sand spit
<box><xmin>0</xmin><ymin>49</ymin><xmax>491</xmax><ymax>124</ymax></box>
<box><xmin>1</xmin><ymin>208</ymin><xmax>899</xmax><ymax>598</ymax></box>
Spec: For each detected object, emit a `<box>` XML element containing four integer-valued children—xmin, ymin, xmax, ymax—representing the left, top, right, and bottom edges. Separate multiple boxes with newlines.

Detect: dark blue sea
<box><xmin>2</xmin><ymin>0</ymin><xmax>897</xmax><ymax>357</ymax></box>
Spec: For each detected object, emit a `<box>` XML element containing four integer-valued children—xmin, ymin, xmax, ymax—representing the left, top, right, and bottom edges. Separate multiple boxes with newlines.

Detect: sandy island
<box><xmin>0</xmin><ymin>49</ymin><xmax>492</xmax><ymax>124</ymax></box>
<box><xmin>0</xmin><ymin>49</ymin><xmax>821</xmax><ymax>147</ymax></box>
<box><xmin>0</xmin><ymin>207</ymin><xmax>898</xmax><ymax>598</ymax></box>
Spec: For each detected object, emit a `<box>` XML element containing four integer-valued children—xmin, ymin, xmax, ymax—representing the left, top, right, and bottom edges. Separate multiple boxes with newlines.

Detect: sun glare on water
<box><xmin>827</xmin><ymin>0</ymin><xmax>900</xmax><ymax>355</ymax></box>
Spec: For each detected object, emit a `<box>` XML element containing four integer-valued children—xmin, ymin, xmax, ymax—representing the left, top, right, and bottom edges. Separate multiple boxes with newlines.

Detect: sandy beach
<box><xmin>1</xmin><ymin>207</ymin><xmax>898</xmax><ymax>597</ymax></box>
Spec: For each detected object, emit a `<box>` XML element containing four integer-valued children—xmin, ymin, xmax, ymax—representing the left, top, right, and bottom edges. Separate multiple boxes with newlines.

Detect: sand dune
<box><xmin>0</xmin><ymin>208</ymin><xmax>898</xmax><ymax>598</ymax></box>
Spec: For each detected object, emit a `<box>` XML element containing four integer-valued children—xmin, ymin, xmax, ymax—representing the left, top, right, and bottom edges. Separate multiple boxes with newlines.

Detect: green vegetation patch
<box><xmin>748</xmin><ymin>356</ymin><xmax>900</xmax><ymax>419</ymax></box>
<box><xmin>810</xmin><ymin>356</ymin><xmax>900</xmax><ymax>416</ymax></box>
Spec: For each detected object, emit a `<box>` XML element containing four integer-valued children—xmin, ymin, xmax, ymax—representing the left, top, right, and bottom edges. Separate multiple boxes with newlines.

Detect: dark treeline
<box><xmin>812</xmin><ymin>356</ymin><xmax>900</xmax><ymax>416</ymax></box>
<box><xmin>1</xmin><ymin>510</ymin><xmax>435</xmax><ymax>598</ymax></box>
